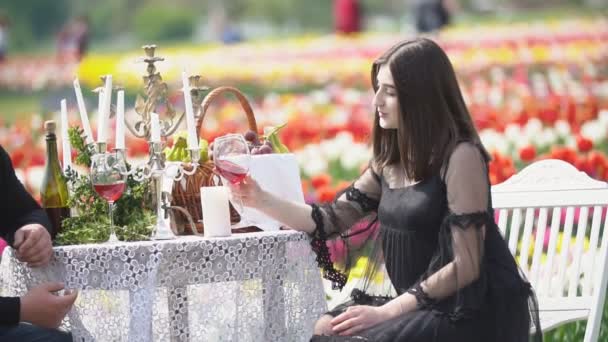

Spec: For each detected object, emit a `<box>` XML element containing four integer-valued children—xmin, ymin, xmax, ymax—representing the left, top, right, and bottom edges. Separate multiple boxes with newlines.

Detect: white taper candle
<box><xmin>60</xmin><ymin>99</ymin><xmax>72</xmax><ymax>171</ymax></box>
<box><xmin>98</xmin><ymin>75</ymin><xmax>112</xmax><ymax>144</ymax></box>
<box><xmin>116</xmin><ymin>90</ymin><xmax>125</xmax><ymax>149</ymax></box>
<box><xmin>73</xmin><ymin>79</ymin><xmax>94</xmax><ymax>145</ymax></box>
<box><xmin>181</xmin><ymin>71</ymin><xmax>198</xmax><ymax>149</ymax></box>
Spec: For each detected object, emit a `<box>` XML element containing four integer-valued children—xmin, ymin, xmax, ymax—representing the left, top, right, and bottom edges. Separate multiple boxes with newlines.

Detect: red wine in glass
<box><xmin>215</xmin><ymin>159</ymin><xmax>248</xmax><ymax>184</ymax></box>
<box><xmin>94</xmin><ymin>182</ymin><xmax>126</xmax><ymax>202</ymax></box>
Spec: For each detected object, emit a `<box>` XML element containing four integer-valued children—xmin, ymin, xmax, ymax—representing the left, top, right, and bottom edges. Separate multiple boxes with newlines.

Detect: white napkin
<box><xmin>165</xmin><ymin>155</ymin><xmax>304</xmax><ymax>231</ymax></box>
<box><xmin>235</xmin><ymin>153</ymin><xmax>305</xmax><ymax>230</ymax></box>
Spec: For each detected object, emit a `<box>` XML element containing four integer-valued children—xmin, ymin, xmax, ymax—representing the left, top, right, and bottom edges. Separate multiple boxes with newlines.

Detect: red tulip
<box><xmin>317</xmin><ymin>185</ymin><xmax>337</xmax><ymax>203</ymax></box>
<box><xmin>310</xmin><ymin>173</ymin><xmax>332</xmax><ymax>190</ymax></box>
<box><xmin>587</xmin><ymin>151</ymin><xmax>606</xmax><ymax>169</ymax></box>
<box><xmin>576</xmin><ymin>135</ymin><xmax>593</xmax><ymax>153</ymax></box>
<box><xmin>519</xmin><ymin>145</ymin><xmax>536</xmax><ymax>162</ymax></box>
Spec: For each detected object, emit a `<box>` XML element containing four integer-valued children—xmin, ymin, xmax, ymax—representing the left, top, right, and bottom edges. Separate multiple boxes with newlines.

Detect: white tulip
<box><xmin>533</xmin><ymin>128</ymin><xmax>557</xmax><ymax>148</ymax></box>
<box><xmin>335</xmin><ymin>131</ymin><xmax>354</xmax><ymax>146</ymax></box>
<box><xmin>581</xmin><ymin>121</ymin><xmax>606</xmax><ymax>144</ymax></box>
<box><xmin>302</xmin><ymin>156</ymin><xmax>328</xmax><ymax>177</ymax></box>
<box><xmin>598</xmin><ymin>110</ymin><xmax>608</xmax><ymax>128</ymax></box>
<box><xmin>25</xmin><ymin>166</ymin><xmax>45</xmax><ymax>195</ymax></box>
<box><xmin>311</xmin><ymin>89</ymin><xmax>330</xmax><ymax>105</ymax></box>
<box><xmin>504</xmin><ymin>123</ymin><xmax>522</xmax><ymax>142</ymax></box>
<box><xmin>320</xmin><ymin>140</ymin><xmax>340</xmax><ymax>160</ymax></box>
<box><xmin>525</xmin><ymin>118</ymin><xmax>543</xmax><ymax>136</ymax></box>
<box><xmin>328</xmin><ymin>109</ymin><xmax>349</xmax><ymax>126</ymax></box>
<box><xmin>554</xmin><ymin>120</ymin><xmax>571</xmax><ymax>137</ymax></box>
<box><xmin>340</xmin><ymin>145</ymin><xmax>365</xmax><ymax>171</ymax></box>
<box><xmin>565</xmin><ymin>136</ymin><xmax>577</xmax><ymax>149</ymax></box>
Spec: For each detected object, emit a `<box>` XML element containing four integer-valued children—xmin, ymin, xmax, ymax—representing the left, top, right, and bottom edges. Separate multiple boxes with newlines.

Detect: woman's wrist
<box><xmin>379</xmin><ymin>294</ymin><xmax>417</xmax><ymax>319</ymax></box>
<box><xmin>255</xmin><ymin>189</ymin><xmax>274</xmax><ymax>209</ymax></box>
<box><xmin>378</xmin><ymin>300</ymin><xmax>404</xmax><ymax>320</ymax></box>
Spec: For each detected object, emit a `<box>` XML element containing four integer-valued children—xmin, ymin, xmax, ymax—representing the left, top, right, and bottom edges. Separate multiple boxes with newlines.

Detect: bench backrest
<box><xmin>491</xmin><ymin>159</ymin><xmax>608</xmax><ymax>341</ymax></box>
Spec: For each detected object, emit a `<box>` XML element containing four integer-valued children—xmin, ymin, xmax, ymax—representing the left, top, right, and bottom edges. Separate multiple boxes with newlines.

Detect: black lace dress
<box><xmin>309</xmin><ymin>142</ymin><xmax>541</xmax><ymax>342</ymax></box>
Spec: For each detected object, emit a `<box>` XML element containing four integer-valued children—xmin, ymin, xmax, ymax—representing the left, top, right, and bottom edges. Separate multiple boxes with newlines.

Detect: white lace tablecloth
<box><xmin>0</xmin><ymin>230</ymin><xmax>327</xmax><ymax>342</ymax></box>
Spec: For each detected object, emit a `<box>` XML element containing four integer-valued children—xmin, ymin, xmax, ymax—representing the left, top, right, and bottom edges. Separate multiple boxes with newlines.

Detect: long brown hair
<box><xmin>371</xmin><ymin>38</ymin><xmax>488</xmax><ymax>181</ymax></box>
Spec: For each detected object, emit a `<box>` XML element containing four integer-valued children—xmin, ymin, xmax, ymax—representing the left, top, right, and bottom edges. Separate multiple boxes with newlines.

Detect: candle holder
<box><xmin>96</xmin><ymin>142</ymin><xmax>108</xmax><ymax>154</ymax></box>
<box><xmin>115</xmin><ymin>140</ymin><xmax>200</xmax><ymax>240</ymax></box>
<box><xmin>88</xmin><ymin>44</ymin><xmax>209</xmax><ymax>240</ymax></box>
<box><xmin>125</xmin><ymin>45</ymin><xmax>209</xmax><ymax>141</ymax></box>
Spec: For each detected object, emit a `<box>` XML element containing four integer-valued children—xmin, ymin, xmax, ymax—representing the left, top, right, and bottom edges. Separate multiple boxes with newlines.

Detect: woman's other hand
<box><xmin>330</xmin><ymin>305</ymin><xmax>390</xmax><ymax>336</ymax></box>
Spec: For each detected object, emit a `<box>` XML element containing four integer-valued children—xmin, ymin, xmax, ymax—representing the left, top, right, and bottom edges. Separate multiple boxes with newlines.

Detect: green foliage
<box><xmin>3</xmin><ymin>0</ymin><xmax>70</xmax><ymax>49</ymax></box>
<box><xmin>56</xmin><ymin>127</ymin><xmax>154</xmax><ymax>245</ymax></box>
<box><xmin>133</xmin><ymin>5</ymin><xmax>196</xmax><ymax>42</ymax></box>
<box><xmin>237</xmin><ymin>0</ymin><xmax>332</xmax><ymax>31</ymax></box>
<box><xmin>326</xmin><ymin>159</ymin><xmax>361</xmax><ymax>184</ymax></box>
<box><xmin>67</xmin><ymin>127</ymin><xmax>95</xmax><ymax>167</ymax></box>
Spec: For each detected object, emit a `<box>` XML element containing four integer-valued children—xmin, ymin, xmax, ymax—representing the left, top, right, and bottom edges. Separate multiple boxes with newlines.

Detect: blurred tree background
<box><xmin>2</xmin><ymin>0</ymin><xmax>605</xmax><ymax>53</ymax></box>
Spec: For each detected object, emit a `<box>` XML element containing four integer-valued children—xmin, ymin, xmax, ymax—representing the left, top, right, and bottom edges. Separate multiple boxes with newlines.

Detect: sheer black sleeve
<box><xmin>309</xmin><ymin>166</ymin><xmax>382</xmax><ymax>290</ymax></box>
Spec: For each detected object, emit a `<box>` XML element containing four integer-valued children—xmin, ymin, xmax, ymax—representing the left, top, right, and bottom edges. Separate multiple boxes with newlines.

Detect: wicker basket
<box><xmin>170</xmin><ymin>86</ymin><xmax>258</xmax><ymax>235</ymax></box>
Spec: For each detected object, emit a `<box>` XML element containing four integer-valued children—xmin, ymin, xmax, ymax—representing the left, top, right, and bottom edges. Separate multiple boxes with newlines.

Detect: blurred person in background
<box><xmin>334</xmin><ymin>0</ymin><xmax>362</xmax><ymax>34</ymax></box>
<box><xmin>414</xmin><ymin>0</ymin><xmax>456</xmax><ymax>34</ymax></box>
<box><xmin>208</xmin><ymin>4</ymin><xmax>243</xmax><ymax>44</ymax></box>
<box><xmin>0</xmin><ymin>12</ymin><xmax>9</xmax><ymax>63</ymax></box>
<box><xmin>56</xmin><ymin>15</ymin><xmax>90</xmax><ymax>62</ymax></box>
<box><xmin>72</xmin><ymin>15</ymin><xmax>90</xmax><ymax>61</ymax></box>
<box><xmin>0</xmin><ymin>145</ymin><xmax>78</xmax><ymax>342</ymax></box>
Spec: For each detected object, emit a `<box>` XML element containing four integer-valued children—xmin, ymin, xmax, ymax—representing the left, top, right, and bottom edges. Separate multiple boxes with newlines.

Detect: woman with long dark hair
<box><xmin>233</xmin><ymin>37</ymin><xmax>541</xmax><ymax>341</ymax></box>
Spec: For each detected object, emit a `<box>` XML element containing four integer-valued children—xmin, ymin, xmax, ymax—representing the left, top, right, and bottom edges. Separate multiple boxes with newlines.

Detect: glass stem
<box><xmin>231</xmin><ymin>184</ymin><xmax>246</xmax><ymax>226</ymax></box>
<box><xmin>109</xmin><ymin>201</ymin><xmax>116</xmax><ymax>240</ymax></box>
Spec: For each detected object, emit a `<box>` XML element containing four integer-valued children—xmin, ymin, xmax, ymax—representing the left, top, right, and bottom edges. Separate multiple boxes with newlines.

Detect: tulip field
<box><xmin>1</xmin><ymin>16</ymin><xmax>608</xmax><ymax>340</ymax></box>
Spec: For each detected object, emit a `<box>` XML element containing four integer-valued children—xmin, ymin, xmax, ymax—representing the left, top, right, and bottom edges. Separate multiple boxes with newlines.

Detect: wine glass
<box><xmin>90</xmin><ymin>153</ymin><xmax>127</xmax><ymax>243</ymax></box>
<box><xmin>213</xmin><ymin>133</ymin><xmax>251</xmax><ymax>226</ymax></box>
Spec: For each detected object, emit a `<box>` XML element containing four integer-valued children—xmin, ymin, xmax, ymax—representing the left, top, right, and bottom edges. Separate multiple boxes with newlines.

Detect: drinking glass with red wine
<box><xmin>90</xmin><ymin>153</ymin><xmax>127</xmax><ymax>243</ymax></box>
<box><xmin>212</xmin><ymin>133</ymin><xmax>251</xmax><ymax>226</ymax></box>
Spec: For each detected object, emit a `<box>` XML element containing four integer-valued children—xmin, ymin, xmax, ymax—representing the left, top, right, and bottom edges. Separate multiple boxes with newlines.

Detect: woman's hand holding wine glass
<box><xmin>212</xmin><ymin>134</ymin><xmax>252</xmax><ymax>225</ymax></box>
<box><xmin>229</xmin><ymin>174</ymin><xmax>266</xmax><ymax>209</ymax></box>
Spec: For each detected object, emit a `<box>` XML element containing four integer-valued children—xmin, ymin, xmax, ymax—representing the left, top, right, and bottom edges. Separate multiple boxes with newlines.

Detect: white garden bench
<box><xmin>491</xmin><ymin>159</ymin><xmax>608</xmax><ymax>342</ymax></box>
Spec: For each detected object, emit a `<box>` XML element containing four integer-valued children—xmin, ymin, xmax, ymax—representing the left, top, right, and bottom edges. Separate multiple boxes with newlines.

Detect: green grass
<box><xmin>0</xmin><ymin>91</ymin><xmax>42</xmax><ymax>122</ymax></box>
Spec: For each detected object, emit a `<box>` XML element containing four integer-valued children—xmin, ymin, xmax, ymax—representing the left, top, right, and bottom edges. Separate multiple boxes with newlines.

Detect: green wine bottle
<box><xmin>41</xmin><ymin>120</ymin><xmax>70</xmax><ymax>239</ymax></box>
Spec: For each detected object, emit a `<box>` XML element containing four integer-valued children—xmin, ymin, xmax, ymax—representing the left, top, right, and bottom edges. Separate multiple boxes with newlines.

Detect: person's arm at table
<box><xmin>0</xmin><ymin>283</ymin><xmax>78</xmax><ymax>328</ymax></box>
<box><xmin>0</xmin><ymin>145</ymin><xmax>76</xmax><ymax>327</ymax></box>
<box><xmin>234</xmin><ymin>165</ymin><xmax>381</xmax><ymax>236</ymax></box>
<box><xmin>238</xmin><ymin>175</ymin><xmax>317</xmax><ymax>234</ymax></box>
<box><xmin>0</xmin><ymin>145</ymin><xmax>53</xmax><ymax>266</ymax></box>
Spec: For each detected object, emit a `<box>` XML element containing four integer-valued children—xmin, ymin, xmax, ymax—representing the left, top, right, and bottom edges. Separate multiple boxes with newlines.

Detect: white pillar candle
<box><xmin>60</xmin><ymin>99</ymin><xmax>72</xmax><ymax>171</ymax></box>
<box><xmin>150</xmin><ymin>112</ymin><xmax>161</xmax><ymax>143</ymax></box>
<box><xmin>181</xmin><ymin>71</ymin><xmax>198</xmax><ymax>150</ymax></box>
<box><xmin>200</xmin><ymin>186</ymin><xmax>231</xmax><ymax>238</ymax></box>
<box><xmin>98</xmin><ymin>75</ymin><xmax>112</xmax><ymax>144</ymax></box>
<box><xmin>116</xmin><ymin>90</ymin><xmax>125</xmax><ymax>149</ymax></box>
<box><xmin>73</xmin><ymin>79</ymin><xmax>94</xmax><ymax>145</ymax></box>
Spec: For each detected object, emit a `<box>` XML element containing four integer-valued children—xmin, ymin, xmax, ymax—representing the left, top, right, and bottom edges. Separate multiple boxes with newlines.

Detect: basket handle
<box><xmin>196</xmin><ymin>86</ymin><xmax>258</xmax><ymax>137</ymax></box>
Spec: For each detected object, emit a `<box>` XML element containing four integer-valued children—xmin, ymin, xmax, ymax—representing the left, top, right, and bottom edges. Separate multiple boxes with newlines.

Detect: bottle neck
<box><xmin>45</xmin><ymin>133</ymin><xmax>61</xmax><ymax>171</ymax></box>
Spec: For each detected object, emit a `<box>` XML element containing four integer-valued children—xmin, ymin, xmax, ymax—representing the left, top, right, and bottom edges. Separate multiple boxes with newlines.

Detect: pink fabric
<box><xmin>0</xmin><ymin>238</ymin><xmax>7</xmax><ymax>255</ymax></box>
